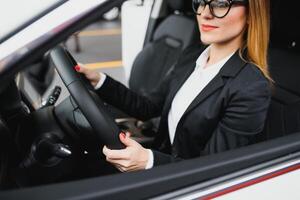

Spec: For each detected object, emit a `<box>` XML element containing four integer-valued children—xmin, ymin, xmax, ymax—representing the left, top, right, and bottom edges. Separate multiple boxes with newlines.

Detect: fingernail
<box><xmin>74</xmin><ymin>65</ymin><xmax>80</xmax><ymax>71</ymax></box>
<box><xmin>120</xmin><ymin>132</ymin><xmax>126</xmax><ymax>139</ymax></box>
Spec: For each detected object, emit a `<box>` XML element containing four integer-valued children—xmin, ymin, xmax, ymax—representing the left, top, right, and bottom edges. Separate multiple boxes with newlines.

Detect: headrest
<box><xmin>270</xmin><ymin>0</ymin><xmax>300</xmax><ymax>50</ymax></box>
<box><xmin>268</xmin><ymin>48</ymin><xmax>300</xmax><ymax>97</ymax></box>
<box><xmin>167</xmin><ymin>0</ymin><xmax>193</xmax><ymax>12</ymax></box>
<box><xmin>153</xmin><ymin>15</ymin><xmax>198</xmax><ymax>49</ymax></box>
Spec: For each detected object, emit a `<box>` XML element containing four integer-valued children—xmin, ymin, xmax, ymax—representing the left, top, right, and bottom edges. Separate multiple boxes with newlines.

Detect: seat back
<box><xmin>261</xmin><ymin>48</ymin><xmax>300</xmax><ymax>140</ymax></box>
<box><xmin>129</xmin><ymin>0</ymin><xmax>199</xmax><ymax>95</ymax></box>
<box><xmin>260</xmin><ymin>0</ymin><xmax>300</xmax><ymax>140</ymax></box>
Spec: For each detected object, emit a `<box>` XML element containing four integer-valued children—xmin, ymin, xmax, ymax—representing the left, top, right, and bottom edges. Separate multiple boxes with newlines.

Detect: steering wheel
<box><xmin>50</xmin><ymin>45</ymin><xmax>124</xmax><ymax>150</ymax></box>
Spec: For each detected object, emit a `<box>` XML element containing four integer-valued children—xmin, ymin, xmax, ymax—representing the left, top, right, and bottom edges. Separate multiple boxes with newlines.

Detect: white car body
<box><xmin>0</xmin><ymin>0</ymin><xmax>300</xmax><ymax>199</ymax></box>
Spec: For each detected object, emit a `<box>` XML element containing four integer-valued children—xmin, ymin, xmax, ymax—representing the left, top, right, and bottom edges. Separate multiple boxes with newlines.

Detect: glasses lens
<box><xmin>192</xmin><ymin>0</ymin><xmax>206</xmax><ymax>15</ymax></box>
<box><xmin>210</xmin><ymin>0</ymin><xmax>230</xmax><ymax>17</ymax></box>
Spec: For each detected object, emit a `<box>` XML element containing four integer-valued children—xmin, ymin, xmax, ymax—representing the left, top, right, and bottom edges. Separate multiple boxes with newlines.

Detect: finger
<box><xmin>106</xmin><ymin>158</ymin><xmax>141</xmax><ymax>172</ymax></box>
<box><xmin>118</xmin><ymin>165</ymin><xmax>140</xmax><ymax>173</ymax></box>
<box><xmin>125</xmin><ymin>166</ymin><xmax>140</xmax><ymax>172</ymax></box>
<box><xmin>87</xmin><ymin>72</ymin><xmax>101</xmax><ymax>82</ymax></box>
<box><xmin>106</xmin><ymin>158</ymin><xmax>131</xmax><ymax>168</ymax></box>
<box><xmin>109</xmin><ymin>162</ymin><xmax>124</xmax><ymax>172</ymax></box>
<box><xmin>102</xmin><ymin>145</ymin><xmax>109</xmax><ymax>156</ymax></box>
<box><xmin>126</xmin><ymin>131</ymin><xmax>132</xmax><ymax>137</ymax></box>
<box><xmin>116</xmin><ymin>166</ymin><xmax>125</xmax><ymax>172</ymax></box>
<box><xmin>103</xmin><ymin>146</ymin><xmax>130</xmax><ymax>160</ymax></box>
<box><xmin>119</xmin><ymin>132</ymin><xmax>136</xmax><ymax>147</ymax></box>
<box><xmin>75</xmin><ymin>63</ymin><xmax>91</xmax><ymax>75</ymax></box>
<box><xmin>113</xmin><ymin>163</ymin><xmax>129</xmax><ymax>173</ymax></box>
<box><xmin>112</xmin><ymin>163</ymin><xmax>123</xmax><ymax>170</ymax></box>
<box><xmin>74</xmin><ymin>64</ymin><xmax>83</xmax><ymax>72</ymax></box>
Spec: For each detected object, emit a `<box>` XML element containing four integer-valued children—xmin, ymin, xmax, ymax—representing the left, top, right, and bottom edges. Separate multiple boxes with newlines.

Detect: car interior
<box><xmin>106</xmin><ymin>0</ymin><xmax>200</xmax><ymax>139</ymax></box>
<box><xmin>1</xmin><ymin>0</ymin><xmax>300</xmax><ymax>198</ymax></box>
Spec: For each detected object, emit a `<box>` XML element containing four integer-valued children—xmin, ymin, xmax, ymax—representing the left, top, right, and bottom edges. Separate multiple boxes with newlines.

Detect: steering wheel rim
<box><xmin>50</xmin><ymin>45</ymin><xmax>124</xmax><ymax>149</ymax></box>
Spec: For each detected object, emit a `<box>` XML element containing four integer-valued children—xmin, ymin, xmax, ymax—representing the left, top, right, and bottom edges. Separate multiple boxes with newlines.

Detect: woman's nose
<box><xmin>201</xmin><ymin>5</ymin><xmax>213</xmax><ymax>18</ymax></box>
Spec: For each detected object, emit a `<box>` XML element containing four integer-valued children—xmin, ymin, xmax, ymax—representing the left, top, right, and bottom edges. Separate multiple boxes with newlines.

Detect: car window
<box><xmin>0</xmin><ymin>0</ymin><xmax>66</xmax><ymax>40</ymax></box>
<box><xmin>0</xmin><ymin>0</ymin><xmax>106</xmax><ymax>63</ymax></box>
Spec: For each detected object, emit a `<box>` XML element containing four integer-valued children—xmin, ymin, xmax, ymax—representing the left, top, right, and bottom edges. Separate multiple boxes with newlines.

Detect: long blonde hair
<box><xmin>241</xmin><ymin>0</ymin><xmax>272</xmax><ymax>81</ymax></box>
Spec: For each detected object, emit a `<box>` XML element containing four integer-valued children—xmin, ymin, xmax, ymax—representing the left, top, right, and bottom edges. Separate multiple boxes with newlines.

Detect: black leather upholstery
<box><xmin>106</xmin><ymin>2</ymin><xmax>200</xmax><ymax>138</ymax></box>
<box><xmin>260</xmin><ymin>0</ymin><xmax>300</xmax><ymax>140</ymax></box>
<box><xmin>167</xmin><ymin>0</ymin><xmax>193</xmax><ymax>12</ymax></box>
<box><xmin>270</xmin><ymin>0</ymin><xmax>300</xmax><ymax>50</ymax></box>
<box><xmin>261</xmin><ymin>48</ymin><xmax>300</xmax><ymax>140</ymax></box>
<box><xmin>24</xmin><ymin>54</ymin><xmax>54</xmax><ymax>96</ymax></box>
<box><xmin>129</xmin><ymin>15</ymin><xmax>199</xmax><ymax>94</ymax></box>
<box><xmin>153</xmin><ymin>15</ymin><xmax>198</xmax><ymax>49</ymax></box>
<box><xmin>125</xmin><ymin>0</ymin><xmax>199</xmax><ymax>136</ymax></box>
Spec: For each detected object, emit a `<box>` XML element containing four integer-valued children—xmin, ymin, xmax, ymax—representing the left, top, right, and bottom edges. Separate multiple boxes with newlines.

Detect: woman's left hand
<box><xmin>103</xmin><ymin>132</ymin><xmax>149</xmax><ymax>172</ymax></box>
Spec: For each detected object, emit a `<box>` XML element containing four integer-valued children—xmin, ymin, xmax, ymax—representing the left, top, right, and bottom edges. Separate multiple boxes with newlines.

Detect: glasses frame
<box><xmin>192</xmin><ymin>0</ymin><xmax>248</xmax><ymax>18</ymax></box>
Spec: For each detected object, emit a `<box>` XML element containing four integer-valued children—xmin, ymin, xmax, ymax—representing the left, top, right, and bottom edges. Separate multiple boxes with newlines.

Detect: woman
<box><xmin>76</xmin><ymin>0</ymin><xmax>271</xmax><ymax>172</ymax></box>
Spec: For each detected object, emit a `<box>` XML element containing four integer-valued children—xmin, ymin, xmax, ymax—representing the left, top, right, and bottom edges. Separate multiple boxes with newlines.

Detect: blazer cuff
<box><xmin>152</xmin><ymin>150</ymin><xmax>182</xmax><ymax>166</ymax></box>
<box><xmin>95</xmin><ymin>74</ymin><xmax>117</xmax><ymax>97</ymax></box>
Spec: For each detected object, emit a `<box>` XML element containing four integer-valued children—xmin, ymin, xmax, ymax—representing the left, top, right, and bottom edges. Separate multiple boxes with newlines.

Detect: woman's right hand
<box><xmin>75</xmin><ymin>63</ymin><xmax>101</xmax><ymax>87</ymax></box>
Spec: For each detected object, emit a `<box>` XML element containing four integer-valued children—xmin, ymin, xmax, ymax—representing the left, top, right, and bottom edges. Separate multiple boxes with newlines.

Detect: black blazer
<box><xmin>97</xmin><ymin>45</ymin><xmax>271</xmax><ymax>166</ymax></box>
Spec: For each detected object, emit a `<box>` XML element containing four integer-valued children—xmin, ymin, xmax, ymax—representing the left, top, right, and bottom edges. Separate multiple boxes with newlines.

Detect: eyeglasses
<box><xmin>192</xmin><ymin>0</ymin><xmax>248</xmax><ymax>18</ymax></box>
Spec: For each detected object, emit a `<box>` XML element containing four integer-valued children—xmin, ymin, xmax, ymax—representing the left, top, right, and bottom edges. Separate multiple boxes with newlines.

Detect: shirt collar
<box><xmin>195</xmin><ymin>45</ymin><xmax>235</xmax><ymax>72</ymax></box>
<box><xmin>195</xmin><ymin>45</ymin><xmax>211</xmax><ymax>70</ymax></box>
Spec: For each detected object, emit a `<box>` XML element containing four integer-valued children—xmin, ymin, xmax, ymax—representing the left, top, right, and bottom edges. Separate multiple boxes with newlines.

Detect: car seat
<box><xmin>129</xmin><ymin>0</ymin><xmax>199</xmax><ymax>95</ymax></box>
<box><xmin>114</xmin><ymin>0</ymin><xmax>201</xmax><ymax>139</ymax></box>
<box><xmin>259</xmin><ymin>0</ymin><xmax>300</xmax><ymax>141</ymax></box>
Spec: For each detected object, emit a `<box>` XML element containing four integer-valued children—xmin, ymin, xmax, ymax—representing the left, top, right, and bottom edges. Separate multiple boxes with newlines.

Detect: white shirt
<box><xmin>94</xmin><ymin>73</ymin><xmax>107</xmax><ymax>89</ymax></box>
<box><xmin>94</xmin><ymin>46</ymin><xmax>234</xmax><ymax>169</ymax></box>
<box><xmin>167</xmin><ymin>46</ymin><xmax>234</xmax><ymax>144</ymax></box>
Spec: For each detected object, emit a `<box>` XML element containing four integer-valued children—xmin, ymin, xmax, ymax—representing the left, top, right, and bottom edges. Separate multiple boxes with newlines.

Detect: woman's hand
<box><xmin>75</xmin><ymin>63</ymin><xmax>101</xmax><ymax>87</ymax></box>
<box><xmin>103</xmin><ymin>132</ymin><xmax>149</xmax><ymax>172</ymax></box>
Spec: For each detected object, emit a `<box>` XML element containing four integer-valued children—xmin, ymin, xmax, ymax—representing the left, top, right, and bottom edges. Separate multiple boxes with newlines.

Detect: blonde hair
<box><xmin>241</xmin><ymin>0</ymin><xmax>272</xmax><ymax>81</ymax></box>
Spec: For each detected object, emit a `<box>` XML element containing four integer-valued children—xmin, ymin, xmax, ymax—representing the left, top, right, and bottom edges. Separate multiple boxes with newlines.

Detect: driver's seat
<box><xmin>115</xmin><ymin>0</ymin><xmax>201</xmax><ymax>138</ymax></box>
<box><xmin>128</xmin><ymin>0</ymin><xmax>199</xmax><ymax>95</ymax></box>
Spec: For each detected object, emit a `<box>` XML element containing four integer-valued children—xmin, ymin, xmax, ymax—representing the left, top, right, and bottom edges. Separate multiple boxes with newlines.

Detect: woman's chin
<box><xmin>200</xmin><ymin>34</ymin><xmax>218</xmax><ymax>45</ymax></box>
<box><xmin>200</xmin><ymin>37</ymin><xmax>213</xmax><ymax>45</ymax></box>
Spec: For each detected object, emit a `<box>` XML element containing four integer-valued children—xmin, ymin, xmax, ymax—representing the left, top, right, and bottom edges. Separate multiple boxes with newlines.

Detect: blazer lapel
<box><xmin>165</xmin><ymin>62</ymin><xmax>195</xmax><ymax>110</ymax></box>
<box><xmin>162</xmin><ymin>46</ymin><xmax>206</xmax><ymax>116</ymax></box>
<box><xmin>180</xmin><ymin>51</ymin><xmax>248</xmax><ymax>122</ymax></box>
<box><xmin>154</xmin><ymin>61</ymin><xmax>195</xmax><ymax>151</ymax></box>
<box><xmin>183</xmin><ymin>75</ymin><xmax>224</xmax><ymax>117</ymax></box>
<box><xmin>155</xmin><ymin>45</ymin><xmax>205</xmax><ymax>150</ymax></box>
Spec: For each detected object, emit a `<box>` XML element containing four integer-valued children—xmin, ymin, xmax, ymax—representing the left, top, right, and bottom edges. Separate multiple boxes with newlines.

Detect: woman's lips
<box><xmin>201</xmin><ymin>24</ymin><xmax>218</xmax><ymax>31</ymax></box>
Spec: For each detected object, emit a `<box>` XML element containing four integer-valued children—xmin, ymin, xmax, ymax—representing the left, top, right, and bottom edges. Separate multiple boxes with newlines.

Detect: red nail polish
<box><xmin>120</xmin><ymin>132</ymin><xmax>126</xmax><ymax>139</ymax></box>
<box><xmin>74</xmin><ymin>65</ymin><xmax>80</xmax><ymax>71</ymax></box>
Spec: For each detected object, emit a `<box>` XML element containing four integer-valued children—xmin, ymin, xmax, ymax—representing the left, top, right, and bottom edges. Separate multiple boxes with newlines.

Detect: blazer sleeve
<box><xmin>202</xmin><ymin>79</ymin><xmax>271</xmax><ymax>154</ymax></box>
<box><xmin>95</xmin><ymin>69</ymin><xmax>175</xmax><ymax>121</ymax></box>
<box><xmin>95</xmin><ymin>44</ymin><xmax>203</xmax><ymax>121</ymax></box>
<box><xmin>151</xmin><ymin>150</ymin><xmax>182</xmax><ymax>166</ymax></box>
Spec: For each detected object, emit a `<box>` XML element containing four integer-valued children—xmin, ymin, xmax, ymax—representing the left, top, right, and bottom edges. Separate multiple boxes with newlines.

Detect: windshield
<box><xmin>0</xmin><ymin>0</ymin><xmax>65</xmax><ymax>41</ymax></box>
